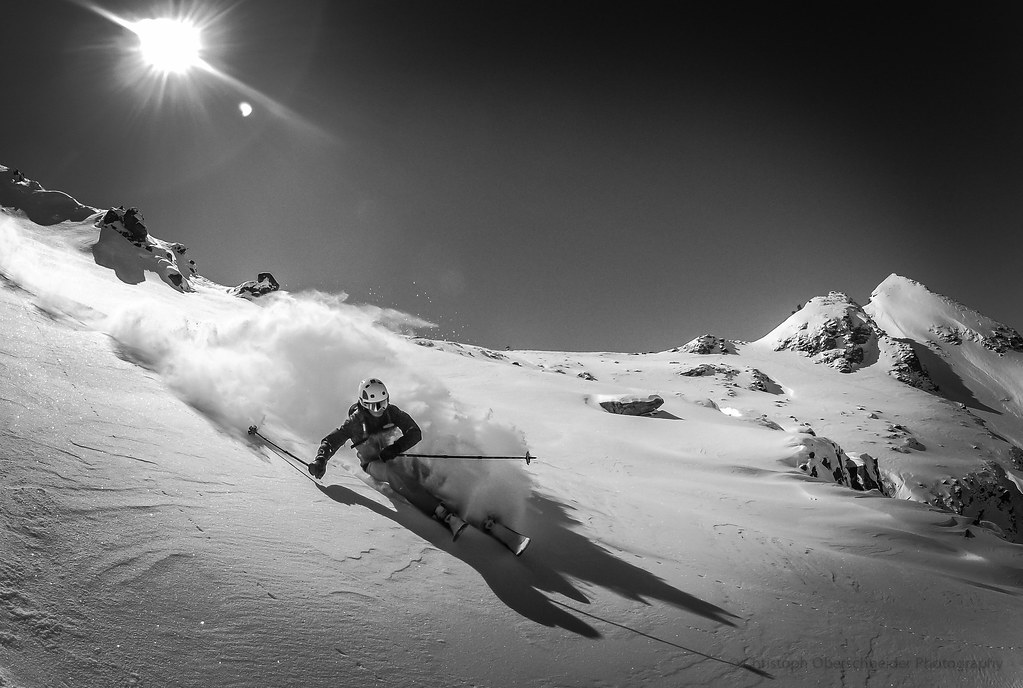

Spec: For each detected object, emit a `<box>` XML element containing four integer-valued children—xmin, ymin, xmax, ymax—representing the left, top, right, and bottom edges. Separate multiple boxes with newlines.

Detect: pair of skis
<box><xmin>247</xmin><ymin>425</ymin><xmax>531</xmax><ymax>556</ymax></box>
<box><xmin>437</xmin><ymin>510</ymin><xmax>530</xmax><ymax>556</ymax></box>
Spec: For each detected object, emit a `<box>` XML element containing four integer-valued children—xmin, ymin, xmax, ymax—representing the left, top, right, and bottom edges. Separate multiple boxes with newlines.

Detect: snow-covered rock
<box><xmin>0</xmin><ymin>165</ymin><xmax>96</xmax><ymax>225</ymax></box>
<box><xmin>922</xmin><ymin>463</ymin><xmax>1023</xmax><ymax>541</ymax></box>
<box><xmin>672</xmin><ymin>334</ymin><xmax>737</xmax><ymax>355</ymax></box>
<box><xmin>757</xmin><ymin>291</ymin><xmax>880</xmax><ymax>373</ymax></box>
<box><xmin>596</xmin><ymin>393</ymin><xmax>664</xmax><ymax>416</ymax></box>
<box><xmin>845</xmin><ymin>452</ymin><xmax>887</xmax><ymax>493</ymax></box>
<box><xmin>744</xmin><ymin>366</ymin><xmax>783</xmax><ymax>394</ymax></box>
<box><xmin>678</xmin><ymin>363</ymin><xmax>782</xmax><ymax>395</ymax></box>
<box><xmin>229</xmin><ymin>272</ymin><xmax>280</xmax><ymax>299</ymax></box>
<box><xmin>99</xmin><ymin>206</ymin><xmax>150</xmax><ymax>244</ymax></box>
<box><xmin>677</xmin><ymin>363</ymin><xmax>726</xmax><ymax>377</ymax></box>
<box><xmin>94</xmin><ymin>208</ymin><xmax>196</xmax><ymax>293</ymax></box>
<box><xmin>789</xmin><ymin>435</ymin><xmax>888</xmax><ymax>495</ymax></box>
<box><xmin>880</xmin><ymin>337</ymin><xmax>938</xmax><ymax>392</ymax></box>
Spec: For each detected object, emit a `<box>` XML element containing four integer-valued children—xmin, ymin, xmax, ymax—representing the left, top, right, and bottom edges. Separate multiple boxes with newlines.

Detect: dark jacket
<box><xmin>316</xmin><ymin>403</ymin><xmax>422</xmax><ymax>463</ymax></box>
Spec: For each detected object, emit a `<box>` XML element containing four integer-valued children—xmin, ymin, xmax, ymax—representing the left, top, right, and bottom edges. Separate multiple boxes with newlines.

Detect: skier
<box><xmin>309</xmin><ymin>378</ymin><xmax>468</xmax><ymax>538</ymax></box>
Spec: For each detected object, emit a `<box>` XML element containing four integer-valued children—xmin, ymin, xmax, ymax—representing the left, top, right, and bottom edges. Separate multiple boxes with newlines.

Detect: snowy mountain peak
<box><xmin>867</xmin><ymin>273</ymin><xmax>1023</xmax><ymax>355</ymax></box>
<box><xmin>865</xmin><ymin>273</ymin><xmax>1023</xmax><ymax>448</ymax></box>
<box><xmin>755</xmin><ymin>291</ymin><xmax>879</xmax><ymax>373</ymax></box>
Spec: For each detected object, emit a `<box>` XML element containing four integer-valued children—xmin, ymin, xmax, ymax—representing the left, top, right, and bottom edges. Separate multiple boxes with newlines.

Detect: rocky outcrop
<box><xmin>99</xmin><ymin>206</ymin><xmax>149</xmax><ymax>245</ymax></box>
<box><xmin>930</xmin><ymin>324</ymin><xmax>1023</xmax><ymax>355</ymax></box>
<box><xmin>93</xmin><ymin>208</ymin><xmax>194</xmax><ymax>293</ymax></box>
<box><xmin>1011</xmin><ymin>446</ymin><xmax>1023</xmax><ymax>470</ymax></box>
<box><xmin>677</xmin><ymin>364</ymin><xmax>782</xmax><ymax>394</ymax></box>
<box><xmin>598</xmin><ymin>394</ymin><xmax>664</xmax><ymax>416</ymax></box>
<box><xmin>884</xmin><ymin>339</ymin><xmax>938</xmax><ymax>392</ymax></box>
<box><xmin>673</xmin><ymin>335</ymin><xmax>736</xmax><ymax>355</ymax></box>
<box><xmin>678</xmin><ymin>363</ymin><xmax>727</xmax><ymax>377</ymax></box>
<box><xmin>845</xmin><ymin>452</ymin><xmax>886</xmax><ymax>492</ymax></box>
<box><xmin>882</xmin><ymin>422</ymin><xmax>927</xmax><ymax>453</ymax></box>
<box><xmin>789</xmin><ymin>435</ymin><xmax>888</xmax><ymax>495</ymax></box>
<box><xmin>229</xmin><ymin>272</ymin><xmax>280</xmax><ymax>299</ymax></box>
<box><xmin>769</xmin><ymin>292</ymin><xmax>878</xmax><ymax>373</ymax></box>
<box><xmin>927</xmin><ymin>463</ymin><xmax>1023</xmax><ymax>542</ymax></box>
<box><xmin>0</xmin><ymin>166</ymin><xmax>96</xmax><ymax>225</ymax></box>
<box><xmin>745</xmin><ymin>367</ymin><xmax>783</xmax><ymax>394</ymax></box>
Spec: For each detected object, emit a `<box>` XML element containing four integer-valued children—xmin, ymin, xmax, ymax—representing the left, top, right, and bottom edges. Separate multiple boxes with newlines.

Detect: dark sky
<box><xmin>4</xmin><ymin>1</ymin><xmax>1023</xmax><ymax>351</ymax></box>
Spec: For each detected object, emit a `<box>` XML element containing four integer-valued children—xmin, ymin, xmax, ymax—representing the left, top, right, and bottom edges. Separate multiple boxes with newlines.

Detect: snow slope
<box><xmin>2</xmin><ymin>201</ymin><xmax>1023</xmax><ymax>687</ymax></box>
<box><xmin>867</xmin><ymin>274</ymin><xmax>1023</xmax><ymax>447</ymax></box>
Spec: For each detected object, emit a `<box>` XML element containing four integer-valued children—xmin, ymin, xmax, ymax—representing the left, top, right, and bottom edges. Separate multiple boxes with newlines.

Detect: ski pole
<box><xmin>400</xmin><ymin>451</ymin><xmax>535</xmax><ymax>465</ymax></box>
<box><xmin>247</xmin><ymin>425</ymin><xmax>311</xmax><ymax>467</ymax></box>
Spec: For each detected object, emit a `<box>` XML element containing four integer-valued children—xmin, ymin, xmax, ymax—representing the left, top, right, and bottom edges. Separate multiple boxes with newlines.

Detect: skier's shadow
<box><xmin>316</xmin><ymin>482</ymin><xmax>739</xmax><ymax>638</ymax></box>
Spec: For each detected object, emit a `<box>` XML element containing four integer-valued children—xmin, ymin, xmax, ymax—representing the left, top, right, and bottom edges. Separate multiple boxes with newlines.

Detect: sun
<box><xmin>132</xmin><ymin>17</ymin><xmax>203</xmax><ymax>74</ymax></box>
<box><xmin>73</xmin><ymin>0</ymin><xmax>330</xmax><ymax>136</ymax></box>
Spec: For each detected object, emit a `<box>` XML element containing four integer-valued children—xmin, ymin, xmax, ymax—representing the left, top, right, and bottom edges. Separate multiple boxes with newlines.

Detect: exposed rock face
<box><xmin>92</xmin><ymin>209</ymin><xmax>194</xmax><ymax>293</ymax></box>
<box><xmin>928</xmin><ymin>463</ymin><xmax>1023</xmax><ymax>542</ymax></box>
<box><xmin>883</xmin><ymin>422</ymin><xmax>927</xmax><ymax>453</ymax></box>
<box><xmin>930</xmin><ymin>324</ymin><xmax>1023</xmax><ymax>355</ymax></box>
<box><xmin>745</xmin><ymin>367</ymin><xmax>783</xmax><ymax>394</ymax></box>
<box><xmin>598</xmin><ymin>394</ymin><xmax>664</xmax><ymax>416</ymax></box>
<box><xmin>674</xmin><ymin>334</ymin><xmax>736</xmax><ymax>355</ymax></box>
<box><xmin>789</xmin><ymin>435</ymin><xmax>888</xmax><ymax>495</ymax></box>
<box><xmin>0</xmin><ymin>166</ymin><xmax>96</xmax><ymax>225</ymax></box>
<box><xmin>762</xmin><ymin>290</ymin><xmax>937</xmax><ymax>390</ymax></box>
<box><xmin>1011</xmin><ymin>446</ymin><xmax>1023</xmax><ymax>470</ymax></box>
<box><xmin>678</xmin><ymin>363</ymin><xmax>726</xmax><ymax>377</ymax></box>
<box><xmin>845</xmin><ymin>452</ymin><xmax>887</xmax><ymax>492</ymax></box>
<box><xmin>100</xmin><ymin>206</ymin><xmax>149</xmax><ymax>244</ymax></box>
<box><xmin>230</xmin><ymin>272</ymin><xmax>280</xmax><ymax>299</ymax></box>
<box><xmin>884</xmin><ymin>339</ymin><xmax>938</xmax><ymax>392</ymax></box>
<box><xmin>677</xmin><ymin>363</ymin><xmax>782</xmax><ymax>394</ymax></box>
<box><xmin>769</xmin><ymin>292</ymin><xmax>878</xmax><ymax>373</ymax></box>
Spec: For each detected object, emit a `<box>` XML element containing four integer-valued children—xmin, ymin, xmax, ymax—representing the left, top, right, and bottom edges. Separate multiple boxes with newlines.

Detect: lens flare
<box><xmin>69</xmin><ymin>0</ymin><xmax>334</xmax><ymax>139</ymax></box>
<box><xmin>133</xmin><ymin>17</ymin><xmax>203</xmax><ymax>74</ymax></box>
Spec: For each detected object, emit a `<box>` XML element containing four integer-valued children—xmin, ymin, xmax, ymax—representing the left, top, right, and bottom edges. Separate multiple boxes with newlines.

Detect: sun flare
<box><xmin>72</xmin><ymin>0</ymin><xmax>330</xmax><ymax>137</ymax></box>
<box><xmin>132</xmin><ymin>17</ymin><xmax>202</xmax><ymax>74</ymax></box>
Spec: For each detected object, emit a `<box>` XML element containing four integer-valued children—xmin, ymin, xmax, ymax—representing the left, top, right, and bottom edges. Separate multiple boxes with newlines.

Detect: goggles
<box><xmin>364</xmin><ymin>399</ymin><xmax>388</xmax><ymax>414</ymax></box>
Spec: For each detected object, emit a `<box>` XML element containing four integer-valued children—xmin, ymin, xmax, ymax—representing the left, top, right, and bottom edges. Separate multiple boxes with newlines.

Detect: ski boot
<box><xmin>434</xmin><ymin>504</ymin><xmax>468</xmax><ymax>540</ymax></box>
<box><xmin>480</xmin><ymin>515</ymin><xmax>530</xmax><ymax>555</ymax></box>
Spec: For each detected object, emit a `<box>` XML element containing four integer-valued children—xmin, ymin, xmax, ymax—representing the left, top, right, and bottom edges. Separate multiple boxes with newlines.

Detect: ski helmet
<box><xmin>358</xmin><ymin>378</ymin><xmax>389</xmax><ymax>416</ymax></box>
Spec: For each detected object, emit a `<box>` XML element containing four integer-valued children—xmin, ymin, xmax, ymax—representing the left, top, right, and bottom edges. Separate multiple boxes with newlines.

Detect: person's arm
<box><xmin>380</xmin><ymin>406</ymin><xmax>422</xmax><ymax>460</ymax></box>
<box><xmin>316</xmin><ymin>423</ymin><xmax>352</xmax><ymax>462</ymax></box>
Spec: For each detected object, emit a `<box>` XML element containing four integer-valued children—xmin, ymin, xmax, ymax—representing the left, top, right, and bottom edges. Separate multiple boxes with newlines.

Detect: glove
<box><xmin>378</xmin><ymin>446</ymin><xmax>399</xmax><ymax>463</ymax></box>
<box><xmin>309</xmin><ymin>458</ymin><xmax>327</xmax><ymax>479</ymax></box>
